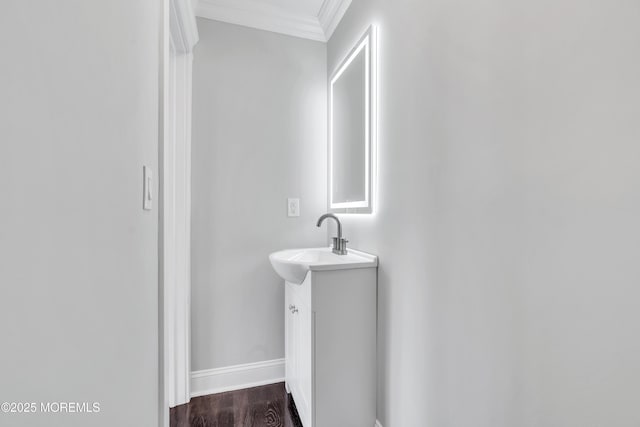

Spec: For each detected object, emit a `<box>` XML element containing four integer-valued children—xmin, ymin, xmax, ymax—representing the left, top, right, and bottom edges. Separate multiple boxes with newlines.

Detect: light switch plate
<box><xmin>143</xmin><ymin>166</ymin><xmax>153</xmax><ymax>211</ymax></box>
<box><xmin>287</xmin><ymin>198</ymin><xmax>300</xmax><ymax>217</ymax></box>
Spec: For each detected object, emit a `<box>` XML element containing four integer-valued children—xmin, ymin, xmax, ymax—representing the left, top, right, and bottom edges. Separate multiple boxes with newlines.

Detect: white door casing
<box><xmin>166</xmin><ymin>0</ymin><xmax>199</xmax><ymax>409</ymax></box>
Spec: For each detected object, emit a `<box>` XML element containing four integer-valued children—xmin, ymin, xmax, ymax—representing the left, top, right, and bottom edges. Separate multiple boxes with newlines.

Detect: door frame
<box><xmin>163</xmin><ymin>0</ymin><xmax>199</xmax><ymax>416</ymax></box>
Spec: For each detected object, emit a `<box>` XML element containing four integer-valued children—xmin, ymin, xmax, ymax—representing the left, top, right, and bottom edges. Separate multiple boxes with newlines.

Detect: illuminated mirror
<box><xmin>329</xmin><ymin>26</ymin><xmax>376</xmax><ymax>214</ymax></box>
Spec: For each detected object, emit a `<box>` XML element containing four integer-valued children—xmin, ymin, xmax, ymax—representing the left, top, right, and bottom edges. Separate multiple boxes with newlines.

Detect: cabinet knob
<box><xmin>289</xmin><ymin>305</ymin><xmax>298</xmax><ymax>314</ymax></box>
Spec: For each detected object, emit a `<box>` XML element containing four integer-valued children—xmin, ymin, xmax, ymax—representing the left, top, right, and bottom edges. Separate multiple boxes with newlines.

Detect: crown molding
<box><xmin>171</xmin><ymin>0</ymin><xmax>200</xmax><ymax>53</ymax></box>
<box><xmin>318</xmin><ymin>0</ymin><xmax>352</xmax><ymax>40</ymax></box>
<box><xmin>195</xmin><ymin>0</ymin><xmax>352</xmax><ymax>42</ymax></box>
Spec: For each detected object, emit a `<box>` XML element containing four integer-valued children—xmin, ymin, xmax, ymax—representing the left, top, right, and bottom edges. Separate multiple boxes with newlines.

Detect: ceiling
<box><xmin>194</xmin><ymin>0</ymin><xmax>352</xmax><ymax>42</ymax></box>
<box><xmin>262</xmin><ymin>0</ymin><xmax>325</xmax><ymax>17</ymax></box>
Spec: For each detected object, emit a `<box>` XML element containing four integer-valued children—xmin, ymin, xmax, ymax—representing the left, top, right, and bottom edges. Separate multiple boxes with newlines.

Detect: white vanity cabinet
<box><xmin>283</xmin><ymin>261</ymin><xmax>377</xmax><ymax>427</ymax></box>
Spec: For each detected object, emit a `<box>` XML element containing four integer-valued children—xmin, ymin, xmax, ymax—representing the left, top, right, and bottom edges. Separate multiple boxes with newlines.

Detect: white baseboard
<box><xmin>190</xmin><ymin>358</ymin><xmax>285</xmax><ymax>398</ymax></box>
<box><xmin>375</xmin><ymin>420</ymin><xmax>383</xmax><ymax>427</ymax></box>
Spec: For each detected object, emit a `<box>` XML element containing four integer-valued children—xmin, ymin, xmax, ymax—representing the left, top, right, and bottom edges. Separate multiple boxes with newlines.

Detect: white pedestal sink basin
<box><xmin>268</xmin><ymin>247</ymin><xmax>377</xmax><ymax>285</ymax></box>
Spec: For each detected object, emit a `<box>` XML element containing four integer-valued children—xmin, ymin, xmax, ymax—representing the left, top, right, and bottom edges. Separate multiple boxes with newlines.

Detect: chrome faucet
<box><xmin>316</xmin><ymin>213</ymin><xmax>348</xmax><ymax>255</ymax></box>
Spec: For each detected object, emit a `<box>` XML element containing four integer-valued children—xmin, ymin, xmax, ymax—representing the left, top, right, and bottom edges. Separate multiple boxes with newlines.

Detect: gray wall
<box><xmin>191</xmin><ymin>19</ymin><xmax>327</xmax><ymax>370</ymax></box>
<box><xmin>0</xmin><ymin>1</ymin><xmax>160</xmax><ymax>426</ymax></box>
<box><xmin>328</xmin><ymin>0</ymin><xmax>640</xmax><ymax>426</ymax></box>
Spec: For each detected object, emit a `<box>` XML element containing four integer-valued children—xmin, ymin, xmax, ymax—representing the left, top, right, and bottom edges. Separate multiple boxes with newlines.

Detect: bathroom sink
<box><xmin>269</xmin><ymin>247</ymin><xmax>378</xmax><ymax>284</ymax></box>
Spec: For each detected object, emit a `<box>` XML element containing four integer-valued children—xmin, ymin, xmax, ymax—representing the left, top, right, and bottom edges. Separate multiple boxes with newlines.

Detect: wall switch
<box><xmin>287</xmin><ymin>198</ymin><xmax>300</xmax><ymax>217</ymax></box>
<box><xmin>143</xmin><ymin>166</ymin><xmax>153</xmax><ymax>211</ymax></box>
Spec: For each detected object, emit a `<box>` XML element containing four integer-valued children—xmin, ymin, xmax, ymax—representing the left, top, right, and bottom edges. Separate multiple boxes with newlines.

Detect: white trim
<box><xmin>191</xmin><ymin>359</ymin><xmax>286</xmax><ymax>397</ymax></box>
<box><xmin>375</xmin><ymin>420</ymin><xmax>383</xmax><ymax>427</ymax></box>
<box><xmin>165</xmin><ymin>0</ymin><xmax>198</xmax><ymax>409</ymax></box>
<box><xmin>160</xmin><ymin>1</ymin><xmax>171</xmax><ymax>426</ymax></box>
<box><xmin>170</xmin><ymin>0</ymin><xmax>200</xmax><ymax>53</ymax></box>
<box><xmin>195</xmin><ymin>0</ymin><xmax>352</xmax><ymax>42</ymax></box>
<box><xmin>165</xmin><ymin>44</ymin><xmax>195</xmax><ymax>408</ymax></box>
<box><xmin>318</xmin><ymin>0</ymin><xmax>352</xmax><ymax>40</ymax></box>
<box><xmin>196</xmin><ymin>0</ymin><xmax>324</xmax><ymax>41</ymax></box>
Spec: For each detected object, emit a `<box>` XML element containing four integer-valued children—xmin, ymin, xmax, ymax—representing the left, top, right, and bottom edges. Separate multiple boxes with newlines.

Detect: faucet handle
<box><xmin>331</xmin><ymin>237</ymin><xmax>348</xmax><ymax>255</ymax></box>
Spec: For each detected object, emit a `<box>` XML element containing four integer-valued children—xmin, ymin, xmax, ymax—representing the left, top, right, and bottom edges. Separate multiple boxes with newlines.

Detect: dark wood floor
<box><xmin>170</xmin><ymin>382</ymin><xmax>303</xmax><ymax>427</ymax></box>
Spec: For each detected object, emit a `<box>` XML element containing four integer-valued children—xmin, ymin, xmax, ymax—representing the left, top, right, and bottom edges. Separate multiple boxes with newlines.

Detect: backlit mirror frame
<box><xmin>329</xmin><ymin>25</ymin><xmax>377</xmax><ymax>214</ymax></box>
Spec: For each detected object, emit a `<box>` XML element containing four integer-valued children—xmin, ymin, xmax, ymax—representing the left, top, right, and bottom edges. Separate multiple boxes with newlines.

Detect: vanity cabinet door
<box><xmin>296</xmin><ymin>298</ymin><xmax>313</xmax><ymax>426</ymax></box>
<box><xmin>286</xmin><ymin>283</ymin><xmax>304</xmax><ymax>402</ymax></box>
<box><xmin>285</xmin><ymin>280</ymin><xmax>313</xmax><ymax>427</ymax></box>
<box><xmin>285</xmin><ymin>283</ymin><xmax>296</xmax><ymax>394</ymax></box>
